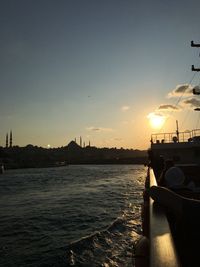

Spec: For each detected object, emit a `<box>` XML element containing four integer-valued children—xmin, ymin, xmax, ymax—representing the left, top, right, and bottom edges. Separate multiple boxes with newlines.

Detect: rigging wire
<box><xmin>179</xmin><ymin>109</ymin><xmax>191</xmax><ymax>130</ymax></box>
<box><xmin>180</xmin><ymin>72</ymin><xmax>200</xmax><ymax>130</ymax></box>
<box><xmin>176</xmin><ymin>72</ymin><xmax>197</xmax><ymax>107</ymax></box>
<box><xmin>158</xmin><ymin>72</ymin><xmax>198</xmax><ymax>133</ymax></box>
<box><xmin>195</xmin><ymin>112</ymin><xmax>200</xmax><ymax>129</ymax></box>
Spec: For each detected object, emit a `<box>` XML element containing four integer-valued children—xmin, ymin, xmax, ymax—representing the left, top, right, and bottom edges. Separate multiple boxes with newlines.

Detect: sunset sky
<box><xmin>1</xmin><ymin>0</ymin><xmax>200</xmax><ymax>149</ymax></box>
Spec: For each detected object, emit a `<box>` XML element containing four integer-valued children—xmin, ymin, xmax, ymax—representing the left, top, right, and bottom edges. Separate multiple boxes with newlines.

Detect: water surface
<box><xmin>0</xmin><ymin>165</ymin><xmax>146</xmax><ymax>266</ymax></box>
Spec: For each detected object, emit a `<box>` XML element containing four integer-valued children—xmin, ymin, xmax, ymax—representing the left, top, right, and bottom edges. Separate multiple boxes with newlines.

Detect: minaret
<box><xmin>9</xmin><ymin>130</ymin><xmax>12</xmax><ymax>148</ymax></box>
<box><xmin>80</xmin><ymin>136</ymin><xmax>82</xmax><ymax>147</ymax></box>
<box><xmin>89</xmin><ymin>140</ymin><xmax>91</xmax><ymax>147</ymax></box>
<box><xmin>75</xmin><ymin>137</ymin><xmax>76</xmax><ymax>143</ymax></box>
<box><xmin>6</xmin><ymin>133</ymin><xmax>8</xmax><ymax>148</ymax></box>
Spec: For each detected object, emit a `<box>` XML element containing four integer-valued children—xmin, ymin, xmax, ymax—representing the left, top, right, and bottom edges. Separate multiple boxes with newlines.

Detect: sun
<box><xmin>148</xmin><ymin>113</ymin><xmax>165</xmax><ymax>129</ymax></box>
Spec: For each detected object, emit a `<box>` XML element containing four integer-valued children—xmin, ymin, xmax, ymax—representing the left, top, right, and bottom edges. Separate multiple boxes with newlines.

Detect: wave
<box><xmin>0</xmin><ymin>165</ymin><xmax>145</xmax><ymax>267</ymax></box>
<box><xmin>65</xmin><ymin>210</ymin><xmax>142</xmax><ymax>267</ymax></box>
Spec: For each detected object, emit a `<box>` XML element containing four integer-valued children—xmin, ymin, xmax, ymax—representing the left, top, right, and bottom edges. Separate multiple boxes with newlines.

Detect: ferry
<box><xmin>150</xmin><ymin>127</ymin><xmax>200</xmax><ymax>180</ymax></box>
<box><xmin>134</xmin><ymin>41</ymin><xmax>200</xmax><ymax>267</ymax></box>
<box><xmin>133</xmin><ymin>131</ymin><xmax>200</xmax><ymax>267</ymax></box>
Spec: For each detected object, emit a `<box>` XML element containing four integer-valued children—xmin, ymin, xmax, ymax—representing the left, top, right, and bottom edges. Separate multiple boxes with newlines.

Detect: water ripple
<box><xmin>0</xmin><ymin>164</ymin><xmax>146</xmax><ymax>266</ymax></box>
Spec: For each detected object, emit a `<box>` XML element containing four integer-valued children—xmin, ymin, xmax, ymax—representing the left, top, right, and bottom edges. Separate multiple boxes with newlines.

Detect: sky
<box><xmin>1</xmin><ymin>0</ymin><xmax>200</xmax><ymax>149</ymax></box>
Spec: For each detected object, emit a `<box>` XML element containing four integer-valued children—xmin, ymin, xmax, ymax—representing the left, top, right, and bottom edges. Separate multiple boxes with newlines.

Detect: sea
<box><xmin>0</xmin><ymin>164</ymin><xmax>146</xmax><ymax>267</ymax></box>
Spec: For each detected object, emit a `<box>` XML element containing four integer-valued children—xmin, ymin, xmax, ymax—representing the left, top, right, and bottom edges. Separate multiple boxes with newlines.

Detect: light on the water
<box><xmin>147</xmin><ymin>113</ymin><xmax>166</xmax><ymax>129</ymax></box>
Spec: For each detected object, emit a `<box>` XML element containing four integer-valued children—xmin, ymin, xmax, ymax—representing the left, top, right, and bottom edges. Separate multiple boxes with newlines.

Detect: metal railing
<box><xmin>149</xmin><ymin>169</ymin><xmax>181</xmax><ymax>267</ymax></box>
<box><xmin>151</xmin><ymin>129</ymin><xmax>200</xmax><ymax>144</ymax></box>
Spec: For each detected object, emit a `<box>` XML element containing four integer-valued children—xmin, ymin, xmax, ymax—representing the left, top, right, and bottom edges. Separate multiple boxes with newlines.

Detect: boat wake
<box><xmin>66</xmin><ymin>207</ymin><xmax>142</xmax><ymax>267</ymax></box>
<box><xmin>0</xmin><ymin>165</ymin><xmax>145</xmax><ymax>267</ymax></box>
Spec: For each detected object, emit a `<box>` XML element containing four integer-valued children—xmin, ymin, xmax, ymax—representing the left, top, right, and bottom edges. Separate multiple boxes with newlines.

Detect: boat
<box><xmin>144</xmin><ymin>130</ymin><xmax>200</xmax><ymax>267</ymax></box>
<box><xmin>134</xmin><ymin>41</ymin><xmax>200</xmax><ymax>267</ymax></box>
<box><xmin>149</xmin><ymin>127</ymin><xmax>200</xmax><ymax>181</ymax></box>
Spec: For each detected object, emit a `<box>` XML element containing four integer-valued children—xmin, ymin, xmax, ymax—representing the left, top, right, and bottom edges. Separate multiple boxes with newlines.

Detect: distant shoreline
<box><xmin>3</xmin><ymin>161</ymin><xmax>147</xmax><ymax>170</ymax></box>
<box><xmin>0</xmin><ymin>143</ymin><xmax>147</xmax><ymax>170</ymax></box>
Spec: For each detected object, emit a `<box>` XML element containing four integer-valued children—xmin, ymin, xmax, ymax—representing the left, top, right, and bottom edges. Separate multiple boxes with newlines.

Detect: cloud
<box><xmin>121</xmin><ymin>106</ymin><xmax>130</xmax><ymax>111</ymax></box>
<box><xmin>147</xmin><ymin>112</ymin><xmax>167</xmax><ymax>128</ymax></box>
<box><xmin>158</xmin><ymin>104</ymin><xmax>180</xmax><ymax>111</ymax></box>
<box><xmin>86</xmin><ymin>126</ymin><xmax>113</xmax><ymax>132</ymax></box>
<box><xmin>168</xmin><ymin>84</ymin><xmax>193</xmax><ymax>98</ymax></box>
<box><xmin>182</xmin><ymin>98</ymin><xmax>200</xmax><ymax>108</ymax></box>
<box><xmin>147</xmin><ymin>84</ymin><xmax>200</xmax><ymax>119</ymax></box>
<box><xmin>147</xmin><ymin>112</ymin><xmax>166</xmax><ymax>119</ymax></box>
<box><xmin>193</xmin><ymin>85</ymin><xmax>200</xmax><ymax>94</ymax></box>
<box><xmin>122</xmin><ymin>120</ymin><xmax>134</xmax><ymax>125</ymax></box>
<box><xmin>113</xmin><ymin>138</ymin><xmax>123</xmax><ymax>141</ymax></box>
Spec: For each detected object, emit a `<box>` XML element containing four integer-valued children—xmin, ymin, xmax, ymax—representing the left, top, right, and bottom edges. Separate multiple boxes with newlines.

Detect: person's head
<box><xmin>165</xmin><ymin>166</ymin><xmax>185</xmax><ymax>188</ymax></box>
<box><xmin>164</xmin><ymin>159</ymin><xmax>174</xmax><ymax>170</ymax></box>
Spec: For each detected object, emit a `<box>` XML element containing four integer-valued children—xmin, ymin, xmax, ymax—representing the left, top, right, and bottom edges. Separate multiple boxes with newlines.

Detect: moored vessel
<box><xmin>135</xmin><ymin>41</ymin><xmax>200</xmax><ymax>267</ymax></box>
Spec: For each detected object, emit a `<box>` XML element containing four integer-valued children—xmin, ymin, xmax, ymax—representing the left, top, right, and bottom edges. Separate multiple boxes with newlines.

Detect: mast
<box><xmin>191</xmin><ymin>41</ymin><xmax>200</xmax><ymax>112</ymax></box>
<box><xmin>176</xmin><ymin>120</ymin><xmax>179</xmax><ymax>142</ymax></box>
<box><xmin>191</xmin><ymin>41</ymin><xmax>200</xmax><ymax>72</ymax></box>
<box><xmin>191</xmin><ymin>41</ymin><xmax>200</xmax><ymax>47</ymax></box>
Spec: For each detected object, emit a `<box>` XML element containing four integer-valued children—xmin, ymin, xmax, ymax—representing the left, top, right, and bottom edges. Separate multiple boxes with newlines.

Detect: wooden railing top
<box><xmin>149</xmin><ymin>169</ymin><xmax>181</xmax><ymax>267</ymax></box>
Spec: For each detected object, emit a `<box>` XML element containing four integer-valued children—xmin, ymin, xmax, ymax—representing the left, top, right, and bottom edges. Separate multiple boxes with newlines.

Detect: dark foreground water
<box><xmin>0</xmin><ymin>165</ymin><xmax>146</xmax><ymax>267</ymax></box>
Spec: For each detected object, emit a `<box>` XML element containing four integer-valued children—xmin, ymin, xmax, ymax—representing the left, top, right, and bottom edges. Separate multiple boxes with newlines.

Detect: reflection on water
<box><xmin>0</xmin><ymin>165</ymin><xmax>146</xmax><ymax>267</ymax></box>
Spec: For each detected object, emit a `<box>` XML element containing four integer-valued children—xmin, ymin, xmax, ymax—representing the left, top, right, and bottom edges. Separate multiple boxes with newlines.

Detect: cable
<box><xmin>196</xmin><ymin>111</ymin><xmax>200</xmax><ymax>129</ymax></box>
<box><xmin>158</xmin><ymin>72</ymin><xmax>198</xmax><ymax>133</ymax></box>
<box><xmin>179</xmin><ymin>73</ymin><xmax>200</xmax><ymax>130</ymax></box>
<box><xmin>175</xmin><ymin>72</ymin><xmax>197</xmax><ymax>107</ymax></box>
<box><xmin>179</xmin><ymin>109</ymin><xmax>192</xmax><ymax>130</ymax></box>
<box><xmin>159</xmin><ymin>72</ymin><xmax>200</xmax><ymax>133</ymax></box>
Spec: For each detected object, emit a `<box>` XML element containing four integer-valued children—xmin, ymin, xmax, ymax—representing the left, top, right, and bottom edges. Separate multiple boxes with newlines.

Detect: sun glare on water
<box><xmin>148</xmin><ymin>113</ymin><xmax>165</xmax><ymax>129</ymax></box>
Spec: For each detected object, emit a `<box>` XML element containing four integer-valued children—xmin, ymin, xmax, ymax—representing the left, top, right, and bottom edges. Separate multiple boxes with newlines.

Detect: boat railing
<box><xmin>151</xmin><ymin>129</ymin><xmax>200</xmax><ymax>144</ymax></box>
<box><xmin>149</xmin><ymin>168</ymin><xmax>181</xmax><ymax>267</ymax></box>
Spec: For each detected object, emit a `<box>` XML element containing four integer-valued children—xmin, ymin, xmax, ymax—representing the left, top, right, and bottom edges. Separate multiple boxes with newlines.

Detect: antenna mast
<box><xmin>191</xmin><ymin>41</ymin><xmax>200</xmax><ymax>120</ymax></box>
<box><xmin>191</xmin><ymin>41</ymin><xmax>200</xmax><ymax>72</ymax></box>
<box><xmin>176</xmin><ymin>120</ymin><xmax>179</xmax><ymax>141</ymax></box>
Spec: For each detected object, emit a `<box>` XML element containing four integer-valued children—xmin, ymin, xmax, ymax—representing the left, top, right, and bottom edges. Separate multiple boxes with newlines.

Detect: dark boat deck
<box><xmin>147</xmin><ymin>168</ymin><xmax>200</xmax><ymax>267</ymax></box>
<box><xmin>148</xmin><ymin>169</ymin><xmax>181</xmax><ymax>267</ymax></box>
